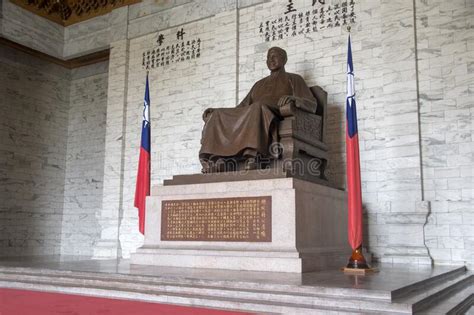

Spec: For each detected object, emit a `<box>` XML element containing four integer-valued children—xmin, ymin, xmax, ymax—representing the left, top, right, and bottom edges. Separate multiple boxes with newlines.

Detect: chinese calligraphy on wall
<box><xmin>141</xmin><ymin>28</ymin><xmax>201</xmax><ymax>69</ymax></box>
<box><xmin>161</xmin><ymin>196</ymin><xmax>272</xmax><ymax>242</ymax></box>
<box><xmin>260</xmin><ymin>0</ymin><xmax>356</xmax><ymax>42</ymax></box>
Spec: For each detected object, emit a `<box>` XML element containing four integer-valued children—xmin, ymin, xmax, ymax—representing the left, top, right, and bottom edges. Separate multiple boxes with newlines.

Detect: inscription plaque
<box><xmin>161</xmin><ymin>196</ymin><xmax>271</xmax><ymax>242</ymax></box>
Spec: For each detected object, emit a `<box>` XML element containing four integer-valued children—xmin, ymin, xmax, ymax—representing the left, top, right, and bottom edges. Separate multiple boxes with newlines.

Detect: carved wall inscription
<box><xmin>161</xmin><ymin>196</ymin><xmax>271</xmax><ymax>242</ymax></box>
<box><xmin>259</xmin><ymin>0</ymin><xmax>357</xmax><ymax>42</ymax></box>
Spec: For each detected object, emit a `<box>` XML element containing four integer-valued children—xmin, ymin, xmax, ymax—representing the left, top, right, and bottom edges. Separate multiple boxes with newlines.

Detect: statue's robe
<box><xmin>199</xmin><ymin>71</ymin><xmax>316</xmax><ymax>161</ymax></box>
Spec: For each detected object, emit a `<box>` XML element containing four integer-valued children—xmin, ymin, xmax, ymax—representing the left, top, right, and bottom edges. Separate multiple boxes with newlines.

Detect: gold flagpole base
<box><xmin>342</xmin><ymin>267</ymin><xmax>378</xmax><ymax>275</ymax></box>
<box><xmin>342</xmin><ymin>246</ymin><xmax>378</xmax><ymax>274</ymax></box>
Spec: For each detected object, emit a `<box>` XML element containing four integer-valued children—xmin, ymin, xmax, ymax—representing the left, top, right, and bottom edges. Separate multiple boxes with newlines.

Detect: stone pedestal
<box><xmin>131</xmin><ymin>177</ymin><xmax>350</xmax><ymax>273</ymax></box>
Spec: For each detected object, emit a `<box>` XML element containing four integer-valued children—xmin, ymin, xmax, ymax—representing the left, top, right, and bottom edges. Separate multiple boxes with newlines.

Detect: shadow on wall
<box><xmin>0</xmin><ymin>43</ymin><xmax>108</xmax><ymax>259</ymax></box>
<box><xmin>0</xmin><ymin>43</ymin><xmax>69</xmax><ymax>258</ymax></box>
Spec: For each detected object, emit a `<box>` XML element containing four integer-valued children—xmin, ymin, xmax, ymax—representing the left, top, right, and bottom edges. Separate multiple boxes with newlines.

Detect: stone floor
<box><xmin>0</xmin><ymin>256</ymin><xmax>460</xmax><ymax>292</ymax></box>
<box><xmin>0</xmin><ymin>256</ymin><xmax>472</xmax><ymax>314</ymax></box>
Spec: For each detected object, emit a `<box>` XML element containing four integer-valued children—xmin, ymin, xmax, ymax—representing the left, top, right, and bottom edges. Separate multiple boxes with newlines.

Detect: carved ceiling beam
<box><xmin>11</xmin><ymin>0</ymin><xmax>142</xmax><ymax>26</ymax></box>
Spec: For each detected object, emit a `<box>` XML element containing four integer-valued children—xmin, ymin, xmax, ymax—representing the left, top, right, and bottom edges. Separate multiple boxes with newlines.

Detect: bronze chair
<box><xmin>275</xmin><ymin>86</ymin><xmax>328</xmax><ymax>180</ymax></box>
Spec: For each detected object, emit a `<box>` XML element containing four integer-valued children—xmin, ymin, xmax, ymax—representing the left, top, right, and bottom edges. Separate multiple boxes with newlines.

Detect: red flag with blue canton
<box><xmin>346</xmin><ymin>35</ymin><xmax>363</xmax><ymax>250</ymax></box>
<box><xmin>134</xmin><ymin>73</ymin><xmax>151</xmax><ymax>235</ymax></box>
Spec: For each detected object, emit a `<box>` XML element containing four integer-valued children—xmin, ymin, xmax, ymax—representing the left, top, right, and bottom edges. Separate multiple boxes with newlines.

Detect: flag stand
<box><xmin>343</xmin><ymin>246</ymin><xmax>378</xmax><ymax>274</ymax></box>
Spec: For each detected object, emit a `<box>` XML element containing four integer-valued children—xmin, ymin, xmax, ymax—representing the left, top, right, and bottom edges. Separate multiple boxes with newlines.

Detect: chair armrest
<box><xmin>279</xmin><ymin>102</ymin><xmax>297</xmax><ymax>117</ymax></box>
<box><xmin>279</xmin><ymin>96</ymin><xmax>318</xmax><ymax>117</ymax></box>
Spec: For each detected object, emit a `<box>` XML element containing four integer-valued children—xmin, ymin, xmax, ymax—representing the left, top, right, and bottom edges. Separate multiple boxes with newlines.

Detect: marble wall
<box><xmin>0</xmin><ymin>0</ymin><xmax>64</xmax><ymax>58</ymax></box>
<box><xmin>416</xmin><ymin>0</ymin><xmax>474</xmax><ymax>266</ymax></box>
<box><xmin>0</xmin><ymin>44</ymin><xmax>69</xmax><ymax>256</ymax></box>
<box><xmin>60</xmin><ymin>62</ymin><xmax>109</xmax><ymax>257</ymax></box>
<box><xmin>120</xmin><ymin>10</ymin><xmax>238</xmax><ymax>256</ymax></box>
<box><xmin>1</xmin><ymin>0</ymin><xmax>472</xmax><ymax>266</ymax></box>
<box><xmin>0</xmin><ymin>46</ymin><xmax>108</xmax><ymax>258</ymax></box>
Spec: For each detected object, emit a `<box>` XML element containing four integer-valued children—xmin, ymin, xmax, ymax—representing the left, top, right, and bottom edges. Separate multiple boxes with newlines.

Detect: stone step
<box><xmin>2</xmin><ymin>265</ymin><xmax>466</xmax><ymax>301</ymax></box>
<box><xmin>0</xmin><ymin>269</ymin><xmax>457</xmax><ymax>314</ymax></box>
<box><xmin>0</xmin><ymin>265</ymin><xmax>391</xmax><ymax>299</ymax></box>
<box><xmin>391</xmin><ymin>266</ymin><xmax>467</xmax><ymax>299</ymax></box>
<box><xmin>0</xmin><ymin>265</ymin><xmax>469</xmax><ymax>314</ymax></box>
<box><xmin>0</xmin><ymin>272</ymin><xmax>403</xmax><ymax>314</ymax></box>
<box><xmin>393</xmin><ymin>272</ymin><xmax>473</xmax><ymax>313</ymax></box>
<box><xmin>447</xmin><ymin>295</ymin><xmax>473</xmax><ymax>315</ymax></box>
<box><xmin>0</xmin><ymin>279</ymin><xmax>363</xmax><ymax>315</ymax></box>
<box><xmin>418</xmin><ymin>283</ymin><xmax>473</xmax><ymax>315</ymax></box>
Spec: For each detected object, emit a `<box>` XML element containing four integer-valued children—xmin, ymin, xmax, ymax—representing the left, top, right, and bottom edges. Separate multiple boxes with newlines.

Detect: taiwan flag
<box><xmin>134</xmin><ymin>74</ymin><xmax>151</xmax><ymax>235</ymax></box>
<box><xmin>346</xmin><ymin>35</ymin><xmax>363</xmax><ymax>250</ymax></box>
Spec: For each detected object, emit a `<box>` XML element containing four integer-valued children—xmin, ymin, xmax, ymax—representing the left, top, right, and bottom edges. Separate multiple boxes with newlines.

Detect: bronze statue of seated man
<box><xmin>199</xmin><ymin>47</ymin><xmax>318</xmax><ymax>173</ymax></box>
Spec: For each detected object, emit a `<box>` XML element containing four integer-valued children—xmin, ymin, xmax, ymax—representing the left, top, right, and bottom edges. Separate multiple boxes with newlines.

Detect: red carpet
<box><xmin>0</xmin><ymin>288</ymin><xmax>252</xmax><ymax>315</ymax></box>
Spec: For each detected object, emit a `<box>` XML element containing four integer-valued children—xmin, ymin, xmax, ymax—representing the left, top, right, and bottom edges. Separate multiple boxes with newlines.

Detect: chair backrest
<box><xmin>310</xmin><ymin>86</ymin><xmax>327</xmax><ymax>116</ymax></box>
<box><xmin>310</xmin><ymin>85</ymin><xmax>328</xmax><ymax>142</ymax></box>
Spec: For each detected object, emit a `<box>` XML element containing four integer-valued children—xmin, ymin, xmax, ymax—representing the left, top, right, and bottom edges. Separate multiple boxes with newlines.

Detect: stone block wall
<box><xmin>118</xmin><ymin>9</ymin><xmax>239</xmax><ymax>257</ymax></box>
<box><xmin>60</xmin><ymin>62</ymin><xmax>109</xmax><ymax>257</ymax></box>
<box><xmin>0</xmin><ymin>45</ymin><xmax>108</xmax><ymax>258</ymax></box>
<box><xmin>417</xmin><ymin>0</ymin><xmax>474</xmax><ymax>266</ymax></box>
<box><xmin>0</xmin><ymin>44</ymin><xmax>69</xmax><ymax>256</ymax></box>
<box><xmin>0</xmin><ymin>0</ymin><xmax>64</xmax><ymax>58</ymax></box>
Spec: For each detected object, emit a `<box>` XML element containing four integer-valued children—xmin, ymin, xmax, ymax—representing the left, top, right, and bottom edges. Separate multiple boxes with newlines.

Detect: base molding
<box><xmin>132</xmin><ymin>247</ymin><xmax>348</xmax><ymax>273</ymax></box>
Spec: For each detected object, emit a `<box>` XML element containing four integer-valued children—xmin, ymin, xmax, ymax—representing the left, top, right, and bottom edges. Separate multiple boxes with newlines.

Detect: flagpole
<box><xmin>343</xmin><ymin>29</ymin><xmax>373</xmax><ymax>273</ymax></box>
<box><xmin>134</xmin><ymin>72</ymin><xmax>151</xmax><ymax>235</ymax></box>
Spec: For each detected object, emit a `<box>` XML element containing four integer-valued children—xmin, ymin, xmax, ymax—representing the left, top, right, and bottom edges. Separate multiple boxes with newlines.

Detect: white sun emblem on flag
<box><xmin>143</xmin><ymin>100</ymin><xmax>150</xmax><ymax>127</ymax></box>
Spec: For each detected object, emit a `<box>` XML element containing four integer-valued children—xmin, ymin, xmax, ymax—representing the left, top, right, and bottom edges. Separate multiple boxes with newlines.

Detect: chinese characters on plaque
<box><xmin>259</xmin><ymin>0</ymin><xmax>357</xmax><ymax>42</ymax></box>
<box><xmin>161</xmin><ymin>196</ymin><xmax>271</xmax><ymax>242</ymax></box>
<box><xmin>141</xmin><ymin>27</ymin><xmax>201</xmax><ymax>69</ymax></box>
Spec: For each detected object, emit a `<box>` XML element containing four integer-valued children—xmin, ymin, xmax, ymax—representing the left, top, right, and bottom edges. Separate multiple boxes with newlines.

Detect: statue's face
<box><xmin>266</xmin><ymin>49</ymin><xmax>286</xmax><ymax>71</ymax></box>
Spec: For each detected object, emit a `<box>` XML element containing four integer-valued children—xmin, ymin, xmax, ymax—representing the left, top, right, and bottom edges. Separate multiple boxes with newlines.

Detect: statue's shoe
<box><xmin>244</xmin><ymin>158</ymin><xmax>257</xmax><ymax>170</ymax></box>
<box><xmin>215</xmin><ymin>159</ymin><xmax>226</xmax><ymax>172</ymax></box>
<box><xmin>202</xmin><ymin>159</ymin><xmax>226</xmax><ymax>173</ymax></box>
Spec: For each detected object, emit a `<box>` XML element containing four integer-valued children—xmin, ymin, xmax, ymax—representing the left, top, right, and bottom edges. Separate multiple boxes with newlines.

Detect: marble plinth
<box><xmin>131</xmin><ymin>177</ymin><xmax>350</xmax><ymax>273</ymax></box>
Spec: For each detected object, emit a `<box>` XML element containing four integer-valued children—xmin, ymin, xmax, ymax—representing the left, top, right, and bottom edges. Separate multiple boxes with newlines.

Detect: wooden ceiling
<box><xmin>10</xmin><ymin>0</ymin><xmax>142</xmax><ymax>26</ymax></box>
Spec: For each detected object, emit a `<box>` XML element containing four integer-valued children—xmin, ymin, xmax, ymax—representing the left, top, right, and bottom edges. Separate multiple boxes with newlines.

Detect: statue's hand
<box><xmin>202</xmin><ymin>108</ymin><xmax>214</xmax><ymax>122</ymax></box>
<box><xmin>278</xmin><ymin>95</ymin><xmax>296</xmax><ymax>108</ymax></box>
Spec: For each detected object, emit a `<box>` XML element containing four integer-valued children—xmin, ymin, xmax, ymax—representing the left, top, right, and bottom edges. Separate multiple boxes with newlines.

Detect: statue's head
<box><xmin>267</xmin><ymin>47</ymin><xmax>287</xmax><ymax>72</ymax></box>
